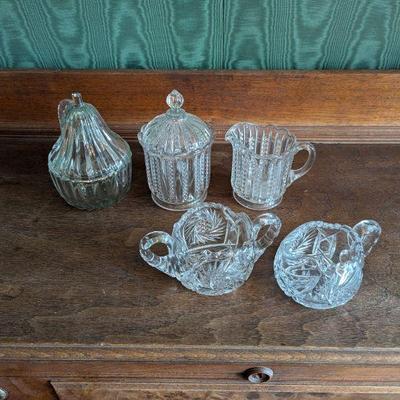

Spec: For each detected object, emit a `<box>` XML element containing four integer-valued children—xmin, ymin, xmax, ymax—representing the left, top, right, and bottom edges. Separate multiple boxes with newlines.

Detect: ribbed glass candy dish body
<box><xmin>48</xmin><ymin>93</ymin><xmax>132</xmax><ymax>210</ymax></box>
<box><xmin>49</xmin><ymin>162</ymin><xmax>132</xmax><ymax>211</ymax></box>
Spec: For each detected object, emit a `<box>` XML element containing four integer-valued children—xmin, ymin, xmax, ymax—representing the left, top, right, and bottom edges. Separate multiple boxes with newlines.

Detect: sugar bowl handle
<box><xmin>353</xmin><ymin>220</ymin><xmax>382</xmax><ymax>256</ymax></box>
<box><xmin>253</xmin><ymin>213</ymin><xmax>282</xmax><ymax>255</ymax></box>
<box><xmin>139</xmin><ymin>231</ymin><xmax>176</xmax><ymax>278</ymax></box>
<box><xmin>289</xmin><ymin>142</ymin><xmax>316</xmax><ymax>185</ymax></box>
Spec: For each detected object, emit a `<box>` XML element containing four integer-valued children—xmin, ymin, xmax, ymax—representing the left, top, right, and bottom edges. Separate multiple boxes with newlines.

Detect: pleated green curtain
<box><xmin>0</xmin><ymin>0</ymin><xmax>399</xmax><ymax>69</ymax></box>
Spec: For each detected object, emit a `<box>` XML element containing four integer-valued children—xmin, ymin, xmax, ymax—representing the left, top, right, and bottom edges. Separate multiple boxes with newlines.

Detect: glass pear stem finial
<box><xmin>71</xmin><ymin>92</ymin><xmax>83</xmax><ymax>107</ymax></box>
<box><xmin>166</xmin><ymin>89</ymin><xmax>184</xmax><ymax>109</ymax></box>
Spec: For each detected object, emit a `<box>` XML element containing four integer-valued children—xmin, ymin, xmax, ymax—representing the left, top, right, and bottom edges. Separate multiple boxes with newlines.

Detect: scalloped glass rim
<box><xmin>280</xmin><ymin>220</ymin><xmax>364</xmax><ymax>259</ymax></box>
<box><xmin>172</xmin><ymin>202</ymin><xmax>253</xmax><ymax>251</ymax></box>
<box><xmin>225</xmin><ymin>121</ymin><xmax>297</xmax><ymax>160</ymax></box>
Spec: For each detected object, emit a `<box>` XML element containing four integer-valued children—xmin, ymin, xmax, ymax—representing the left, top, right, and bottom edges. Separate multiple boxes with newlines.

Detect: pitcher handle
<box><xmin>253</xmin><ymin>213</ymin><xmax>282</xmax><ymax>255</ymax></box>
<box><xmin>139</xmin><ymin>231</ymin><xmax>176</xmax><ymax>278</ymax></box>
<box><xmin>353</xmin><ymin>220</ymin><xmax>382</xmax><ymax>256</ymax></box>
<box><xmin>289</xmin><ymin>142</ymin><xmax>316</xmax><ymax>185</ymax></box>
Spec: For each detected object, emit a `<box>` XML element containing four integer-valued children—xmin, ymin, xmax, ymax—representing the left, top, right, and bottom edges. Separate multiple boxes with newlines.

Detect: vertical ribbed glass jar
<box><xmin>48</xmin><ymin>92</ymin><xmax>132</xmax><ymax>210</ymax></box>
<box><xmin>138</xmin><ymin>90</ymin><xmax>214</xmax><ymax>211</ymax></box>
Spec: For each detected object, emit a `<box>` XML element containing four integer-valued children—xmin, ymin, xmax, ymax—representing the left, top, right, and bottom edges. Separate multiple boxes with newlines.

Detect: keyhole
<box><xmin>244</xmin><ymin>367</ymin><xmax>273</xmax><ymax>383</ymax></box>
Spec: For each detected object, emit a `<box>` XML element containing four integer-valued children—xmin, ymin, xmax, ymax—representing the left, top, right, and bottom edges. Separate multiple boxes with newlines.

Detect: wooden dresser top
<box><xmin>0</xmin><ymin>140</ymin><xmax>399</xmax><ymax>356</ymax></box>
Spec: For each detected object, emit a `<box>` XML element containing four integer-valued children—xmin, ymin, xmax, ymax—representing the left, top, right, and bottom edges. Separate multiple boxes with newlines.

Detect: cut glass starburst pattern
<box><xmin>183</xmin><ymin>209</ymin><xmax>226</xmax><ymax>246</ymax></box>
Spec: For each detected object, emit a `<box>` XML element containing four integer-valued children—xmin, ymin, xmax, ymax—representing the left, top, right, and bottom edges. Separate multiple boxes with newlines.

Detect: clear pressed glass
<box><xmin>140</xmin><ymin>202</ymin><xmax>281</xmax><ymax>295</ymax></box>
<box><xmin>274</xmin><ymin>219</ymin><xmax>381</xmax><ymax>309</ymax></box>
<box><xmin>138</xmin><ymin>90</ymin><xmax>214</xmax><ymax>211</ymax></box>
<box><xmin>48</xmin><ymin>92</ymin><xmax>132</xmax><ymax>210</ymax></box>
<box><xmin>226</xmin><ymin>122</ymin><xmax>316</xmax><ymax>210</ymax></box>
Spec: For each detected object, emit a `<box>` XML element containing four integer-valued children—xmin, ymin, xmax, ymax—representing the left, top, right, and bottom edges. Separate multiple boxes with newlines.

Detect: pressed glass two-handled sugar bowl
<box><xmin>138</xmin><ymin>90</ymin><xmax>214</xmax><ymax>211</ymax></box>
<box><xmin>274</xmin><ymin>219</ymin><xmax>381</xmax><ymax>309</ymax></box>
<box><xmin>48</xmin><ymin>93</ymin><xmax>132</xmax><ymax>210</ymax></box>
<box><xmin>140</xmin><ymin>202</ymin><xmax>281</xmax><ymax>295</ymax></box>
<box><xmin>226</xmin><ymin>123</ymin><xmax>316</xmax><ymax>210</ymax></box>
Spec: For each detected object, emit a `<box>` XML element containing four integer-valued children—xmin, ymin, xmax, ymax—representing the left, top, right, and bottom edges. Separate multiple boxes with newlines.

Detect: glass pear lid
<box><xmin>49</xmin><ymin>92</ymin><xmax>132</xmax><ymax>181</ymax></box>
<box><xmin>138</xmin><ymin>90</ymin><xmax>213</xmax><ymax>157</ymax></box>
<box><xmin>48</xmin><ymin>92</ymin><xmax>132</xmax><ymax>210</ymax></box>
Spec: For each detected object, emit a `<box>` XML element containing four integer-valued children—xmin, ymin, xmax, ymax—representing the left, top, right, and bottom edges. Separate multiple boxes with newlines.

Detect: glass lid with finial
<box><xmin>138</xmin><ymin>90</ymin><xmax>214</xmax><ymax>211</ymax></box>
<box><xmin>48</xmin><ymin>92</ymin><xmax>132</xmax><ymax>210</ymax></box>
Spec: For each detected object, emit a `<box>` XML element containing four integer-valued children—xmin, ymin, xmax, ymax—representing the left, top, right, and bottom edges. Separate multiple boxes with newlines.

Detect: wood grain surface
<box><xmin>50</xmin><ymin>392</ymin><xmax>400</xmax><ymax>400</ymax></box>
<box><xmin>51</xmin><ymin>380</ymin><xmax>400</xmax><ymax>399</ymax></box>
<box><xmin>0</xmin><ymin>139</ymin><xmax>399</xmax><ymax>397</ymax></box>
<box><xmin>0</xmin><ymin>140</ymin><xmax>399</xmax><ymax>350</ymax></box>
<box><xmin>1</xmin><ymin>70</ymin><xmax>400</xmax><ymax>142</ymax></box>
<box><xmin>0</xmin><ymin>377</ymin><xmax>57</xmax><ymax>400</ymax></box>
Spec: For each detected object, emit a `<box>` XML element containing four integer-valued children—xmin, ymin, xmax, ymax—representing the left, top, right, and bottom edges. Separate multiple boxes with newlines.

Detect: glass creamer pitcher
<box><xmin>226</xmin><ymin>123</ymin><xmax>316</xmax><ymax>210</ymax></box>
<box><xmin>274</xmin><ymin>219</ymin><xmax>381</xmax><ymax>309</ymax></box>
<box><xmin>140</xmin><ymin>202</ymin><xmax>281</xmax><ymax>295</ymax></box>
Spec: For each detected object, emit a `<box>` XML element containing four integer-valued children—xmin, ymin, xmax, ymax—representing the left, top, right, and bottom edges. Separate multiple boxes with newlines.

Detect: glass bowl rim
<box><xmin>172</xmin><ymin>202</ymin><xmax>253</xmax><ymax>251</ymax></box>
<box><xmin>276</xmin><ymin>220</ymin><xmax>364</xmax><ymax>260</ymax></box>
<box><xmin>225</xmin><ymin>121</ymin><xmax>298</xmax><ymax>159</ymax></box>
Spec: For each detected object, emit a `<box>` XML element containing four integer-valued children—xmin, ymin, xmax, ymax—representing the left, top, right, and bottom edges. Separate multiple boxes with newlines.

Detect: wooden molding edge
<box><xmin>51</xmin><ymin>380</ymin><xmax>400</xmax><ymax>395</ymax></box>
<box><xmin>1</xmin><ymin>70</ymin><xmax>400</xmax><ymax>143</ymax></box>
<box><xmin>1</xmin><ymin>125</ymin><xmax>400</xmax><ymax>144</ymax></box>
<box><xmin>1</xmin><ymin>344</ymin><xmax>400</xmax><ymax>364</ymax></box>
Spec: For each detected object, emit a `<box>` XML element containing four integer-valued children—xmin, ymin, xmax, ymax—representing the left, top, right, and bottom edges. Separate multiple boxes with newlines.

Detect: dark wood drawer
<box><xmin>2</xmin><ymin>346</ymin><xmax>400</xmax><ymax>398</ymax></box>
<box><xmin>2</xmin><ymin>360</ymin><xmax>400</xmax><ymax>392</ymax></box>
<box><xmin>0</xmin><ymin>378</ymin><xmax>57</xmax><ymax>400</ymax></box>
<box><xmin>3</xmin><ymin>363</ymin><xmax>400</xmax><ymax>399</ymax></box>
<box><xmin>1</xmin><ymin>376</ymin><xmax>400</xmax><ymax>400</ymax></box>
<box><xmin>50</xmin><ymin>380</ymin><xmax>400</xmax><ymax>400</ymax></box>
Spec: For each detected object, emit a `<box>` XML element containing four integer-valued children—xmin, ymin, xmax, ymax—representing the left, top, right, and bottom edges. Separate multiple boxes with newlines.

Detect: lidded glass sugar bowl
<box><xmin>138</xmin><ymin>90</ymin><xmax>214</xmax><ymax>211</ymax></box>
<box><xmin>48</xmin><ymin>92</ymin><xmax>132</xmax><ymax>210</ymax></box>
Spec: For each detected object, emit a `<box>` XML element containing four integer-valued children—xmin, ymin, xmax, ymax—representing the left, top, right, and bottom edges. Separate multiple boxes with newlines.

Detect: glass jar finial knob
<box><xmin>166</xmin><ymin>90</ymin><xmax>184</xmax><ymax>110</ymax></box>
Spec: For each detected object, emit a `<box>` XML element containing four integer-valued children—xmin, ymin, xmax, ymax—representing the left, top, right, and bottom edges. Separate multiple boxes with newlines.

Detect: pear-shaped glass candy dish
<box><xmin>274</xmin><ymin>219</ymin><xmax>381</xmax><ymax>309</ymax></box>
<box><xmin>138</xmin><ymin>90</ymin><xmax>214</xmax><ymax>211</ymax></box>
<box><xmin>140</xmin><ymin>202</ymin><xmax>281</xmax><ymax>295</ymax></box>
<box><xmin>48</xmin><ymin>93</ymin><xmax>132</xmax><ymax>210</ymax></box>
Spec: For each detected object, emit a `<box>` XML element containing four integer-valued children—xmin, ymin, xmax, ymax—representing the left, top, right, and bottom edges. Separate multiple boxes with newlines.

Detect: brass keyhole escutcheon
<box><xmin>244</xmin><ymin>367</ymin><xmax>273</xmax><ymax>383</ymax></box>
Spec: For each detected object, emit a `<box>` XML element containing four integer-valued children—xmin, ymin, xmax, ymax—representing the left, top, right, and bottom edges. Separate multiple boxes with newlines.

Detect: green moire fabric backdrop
<box><xmin>1</xmin><ymin>0</ymin><xmax>399</xmax><ymax>69</ymax></box>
